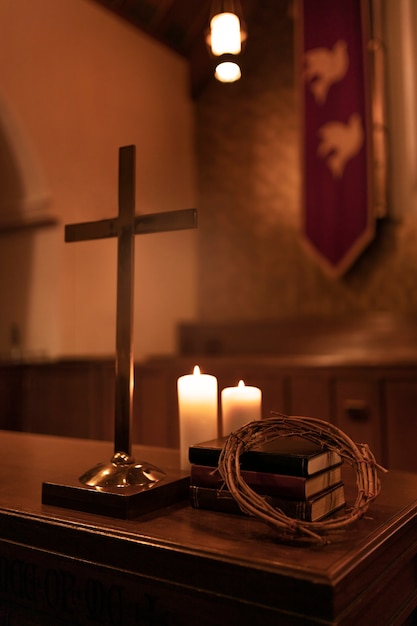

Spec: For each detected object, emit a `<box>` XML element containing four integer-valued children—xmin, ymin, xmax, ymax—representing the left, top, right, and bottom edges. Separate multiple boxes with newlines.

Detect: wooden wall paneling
<box><xmin>333</xmin><ymin>373</ymin><xmax>383</xmax><ymax>463</ymax></box>
<box><xmin>288</xmin><ymin>371</ymin><xmax>331</xmax><ymax>422</ymax></box>
<box><xmin>256</xmin><ymin>373</ymin><xmax>286</xmax><ymax>420</ymax></box>
<box><xmin>2</xmin><ymin>354</ymin><xmax>417</xmax><ymax>471</ymax></box>
<box><xmin>133</xmin><ymin>362</ymin><xmax>180</xmax><ymax>448</ymax></box>
<box><xmin>92</xmin><ymin>360</ymin><xmax>115</xmax><ymax>441</ymax></box>
<box><xmin>0</xmin><ymin>365</ymin><xmax>23</xmax><ymax>431</ymax></box>
<box><xmin>383</xmin><ymin>375</ymin><xmax>417</xmax><ymax>471</ymax></box>
<box><xmin>21</xmin><ymin>362</ymin><xmax>99</xmax><ymax>439</ymax></box>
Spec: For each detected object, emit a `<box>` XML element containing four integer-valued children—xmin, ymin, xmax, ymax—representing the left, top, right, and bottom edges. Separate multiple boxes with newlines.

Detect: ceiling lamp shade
<box><xmin>210</xmin><ymin>12</ymin><xmax>241</xmax><ymax>56</ymax></box>
<box><xmin>215</xmin><ymin>60</ymin><xmax>241</xmax><ymax>83</ymax></box>
<box><xmin>207</xmin><ymin>1</ymin><xmax>246</xmax><ymax>83</ymax></box>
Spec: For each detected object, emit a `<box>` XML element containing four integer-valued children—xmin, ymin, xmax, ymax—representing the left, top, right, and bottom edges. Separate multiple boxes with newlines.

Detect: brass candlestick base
<box><xmin>79</xmin><ymin>451</ymin><xmax>166</xmax><ymax>489</ymax></box>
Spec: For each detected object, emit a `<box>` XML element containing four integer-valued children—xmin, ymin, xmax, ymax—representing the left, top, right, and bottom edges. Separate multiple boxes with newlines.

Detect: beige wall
<box><xmin>1</xmin><ymin>0</ymin><xmax>416</xmax><ymax>364</ymax></box>
<box><xmin>0</xmin><ymin>0</ymin><xmax>197</xmax><ymax>360</ymax></box>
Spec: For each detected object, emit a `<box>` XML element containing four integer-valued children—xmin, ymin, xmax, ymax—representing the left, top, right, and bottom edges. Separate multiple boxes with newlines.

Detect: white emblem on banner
<box><xmin>304</xmin><ymin>40</ymin><xmax>349</xmax><ymax>104</ymax></box>
<box><xmin>317</xmin><ymin>113</ymin><xmax>364</xmax><ymax>178</ymax></box>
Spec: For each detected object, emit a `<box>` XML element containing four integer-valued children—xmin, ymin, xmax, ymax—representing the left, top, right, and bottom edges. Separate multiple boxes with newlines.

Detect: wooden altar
<box><xmin>0</xmin><ymin>430</ymin><xmax>416</xmax><ymax>625</ymax></box>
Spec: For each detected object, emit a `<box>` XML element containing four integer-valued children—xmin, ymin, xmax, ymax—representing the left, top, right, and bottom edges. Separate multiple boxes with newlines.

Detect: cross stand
<box><xmin>42</xmin><ymin>146</ymin><xmax>197</xmax><ymax>518</ymax></box>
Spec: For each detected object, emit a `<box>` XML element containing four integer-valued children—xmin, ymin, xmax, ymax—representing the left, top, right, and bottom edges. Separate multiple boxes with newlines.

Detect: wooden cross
<box><xmin>65</xmin><ymin>145</ymin><xmax>197</xmax><ymax>459</ymax></box>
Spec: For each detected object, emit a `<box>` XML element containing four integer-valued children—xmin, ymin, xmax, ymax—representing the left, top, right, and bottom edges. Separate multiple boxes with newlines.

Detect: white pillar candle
<box><xmin>177</xmin><ymin>365</ymin><xmax>218</xmax><ymax>470</ymax></box>
<box><xmin>221</xmin><ymin>380</ymin><xmax>262</xmax><ymax>435</ymax></box>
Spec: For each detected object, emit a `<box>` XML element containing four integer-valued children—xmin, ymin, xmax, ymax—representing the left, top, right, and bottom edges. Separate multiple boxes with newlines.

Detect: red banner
<box><xmin>300</xmin><ymin>0</ymin><xmax>375</xmax><ymax>276</ymax></box>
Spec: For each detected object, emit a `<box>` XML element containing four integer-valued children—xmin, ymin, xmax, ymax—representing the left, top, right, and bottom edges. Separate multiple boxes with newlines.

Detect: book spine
<box><xmin>190</xmin><ymin>465</ymin><xmax>308</xmax><ymax>499</ymax></box>
<box><xmin>189</xmin><ymin>486</ymin><xmax>314</xmax><ymax>521</ymax></box>
<box><xmin>188</xmin><ymin>449</ymin><xmax>310</xmax><ymax>477</ymax></box>
<box><xmin>190</xmin><ymin>486</ymin><xmax>244</xmax><ymax>516</ymax></box>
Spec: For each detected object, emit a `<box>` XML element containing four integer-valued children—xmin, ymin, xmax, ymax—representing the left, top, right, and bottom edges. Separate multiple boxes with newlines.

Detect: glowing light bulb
<box><xmin>215</xmin><ymin>61</ymin><xmax>241</xmax><ymax>83</ymax></box>
<box><xmin>210</xmin><ymin>12</ymin><xmax>241</xmax><ymax>56</ymax></box>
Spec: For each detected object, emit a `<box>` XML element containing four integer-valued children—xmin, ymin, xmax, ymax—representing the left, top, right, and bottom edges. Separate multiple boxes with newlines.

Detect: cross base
<box><xmin>42</xmin><ymin>458</ymin><xmax>189</xmax><ymax>519</ymax></box>
<box><xmin>79</xmin><ymin>451</ymin><xmax>166</xmax><ymax>488</ymax></box>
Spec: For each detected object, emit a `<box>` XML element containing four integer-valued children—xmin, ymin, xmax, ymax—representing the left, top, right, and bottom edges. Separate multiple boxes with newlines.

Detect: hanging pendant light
<box><xmin>207</xmin><ymin>1</ymin><xmax>247</xmax><ymax>83</ymax></box>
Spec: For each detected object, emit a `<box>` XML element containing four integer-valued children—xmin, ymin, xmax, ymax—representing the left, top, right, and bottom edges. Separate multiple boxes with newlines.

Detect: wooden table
<box><xmin>0</xmin><ymin>430</ymin><xmax>416</xmax><ymax>625</ymax></box>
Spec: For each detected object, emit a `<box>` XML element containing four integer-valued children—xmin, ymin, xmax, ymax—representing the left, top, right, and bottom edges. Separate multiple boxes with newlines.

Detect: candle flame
<box><xmin>193</xmin><ymin>365</ymin><xmax>201</xmax><ymax>376</ymax></box>
<box><xmin>238</xmin><ymin>380</ymin><xmax>245</xmax><ymax>387</ymax></box>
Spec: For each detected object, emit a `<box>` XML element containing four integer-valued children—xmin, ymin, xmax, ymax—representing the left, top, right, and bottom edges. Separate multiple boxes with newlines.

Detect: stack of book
<box><xmin>188</xmin><ymin>436</ymin><xmax>346</xmax><ymax>522</ymax></box>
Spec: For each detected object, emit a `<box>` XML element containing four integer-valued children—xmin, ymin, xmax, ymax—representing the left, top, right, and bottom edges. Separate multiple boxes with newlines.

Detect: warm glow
<box><xmin>177</xmin><ymin>366</ymin><xmax>218</xmax><ymax>469</ymax></box>
<box><xmin>215</xmin><ymin>61</ymin><xmax>241</xmax><ymax>83</ymax></box>
<box><xmin>221</xmin><ymin>379</ymin><xmax>262</xmax><ymax>435</ymax></box>
<box><xmin>210</xmin><ymin>12</ymin><xmax>241</xmax><ymax>56</ymax></box>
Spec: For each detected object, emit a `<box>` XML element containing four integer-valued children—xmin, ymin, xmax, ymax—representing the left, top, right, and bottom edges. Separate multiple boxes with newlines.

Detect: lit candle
<box><xmin>221</xmin><ymin>380</ymin><xmax>262</xmax><ymax>435</ymax></box>
<box><xmin>177</xmin><ymin>365</ymin><xmax>218</xmax><ymax>470</ymax></box>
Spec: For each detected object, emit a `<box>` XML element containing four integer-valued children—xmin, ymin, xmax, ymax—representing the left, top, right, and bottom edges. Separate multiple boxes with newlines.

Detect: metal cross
<box><xmin>65</xmin><ymin>145</ymin><xmax>197</xmax><ymax>458</ymax></box>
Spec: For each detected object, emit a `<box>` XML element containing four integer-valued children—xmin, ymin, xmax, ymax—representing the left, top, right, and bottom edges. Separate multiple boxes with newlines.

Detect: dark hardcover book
<box><xmin>190</xmin><ymin>483</ymin><xmax>346</xmax><ymax>522</ymax></box>
<box><xmin>190</xmin><ymin>463</ymin><xmax>343</xmax><ymax>500</ymax></box>
<box><xmin>189</xmin><ymin>436</ymin><xmax>342</xmax><ymax>477</ymax></box>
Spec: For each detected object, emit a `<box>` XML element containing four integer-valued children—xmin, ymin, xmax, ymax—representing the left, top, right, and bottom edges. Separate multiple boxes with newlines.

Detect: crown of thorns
<box><xmin>217</xmin><ymin>414</ymin><xmax>385</xmax><ymax>544</ymax></box>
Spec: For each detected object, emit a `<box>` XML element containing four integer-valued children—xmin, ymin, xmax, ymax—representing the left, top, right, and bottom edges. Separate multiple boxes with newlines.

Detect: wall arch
<box><xmin>0</xmin><ymin>94</ymin><xmax>50</xmax><ymax>225</ymax></box>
